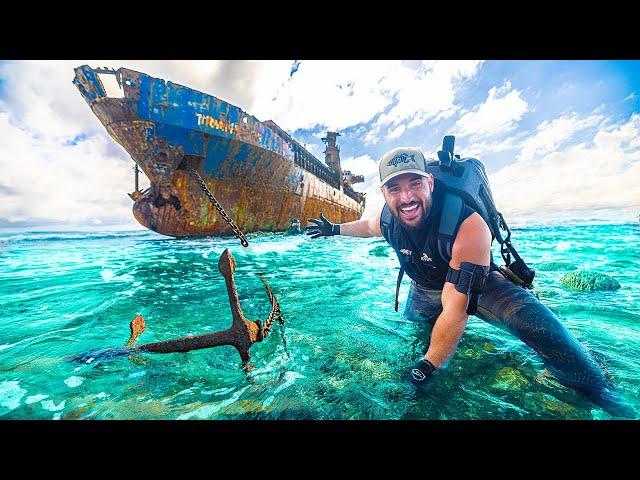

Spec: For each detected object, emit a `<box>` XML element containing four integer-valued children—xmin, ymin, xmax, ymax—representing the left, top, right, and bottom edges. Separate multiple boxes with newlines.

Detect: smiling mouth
<box><xmin>399</xmin><ymin>202</ymin><xmax>421</xmax><ymax>220</ymax></box>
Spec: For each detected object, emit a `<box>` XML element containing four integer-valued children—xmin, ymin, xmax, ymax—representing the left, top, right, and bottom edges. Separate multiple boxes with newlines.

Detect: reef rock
<box><xmin>491</xmin><ymin>367</ymin><xmax>530</xmax><ymax>391</ymax></box>
<box><xmin>560</xmin><ymin>270</ymin><xmax>621</xmax><ymax>292</ymax></box>
<box><xmin>536</xmin><ymin>261</ymin><xmax>577</xmax><ymax>271</ymax></box>
<box><xmin>369</xmin><ymin>245</ymin><xmax>391</xmax><ymax>257</ymax></box>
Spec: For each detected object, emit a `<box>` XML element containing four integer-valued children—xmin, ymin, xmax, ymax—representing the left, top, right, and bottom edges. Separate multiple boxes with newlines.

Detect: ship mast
<box><xmin>322</xmin><ymin>132</ymin><xmax>343</xmax><ymax>191</ymax></box>
<box><xmin>134</xmin><ymin>163</ymin><xmax>140</xmax><ymax>192</ymax></box>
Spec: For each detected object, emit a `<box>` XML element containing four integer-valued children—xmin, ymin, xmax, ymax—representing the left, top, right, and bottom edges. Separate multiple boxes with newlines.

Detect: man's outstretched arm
<box><xmin>305</xmin><ymin>212</ymin><xmax>382</xmax><ymax>238</ymax></box>
<box><xmin>410</xmin><ymin>213</ymin><xmax>491</xmax><ymax>385</ymax></box>
<box><xmin>426</xmin><ymin>213</ymin><xmax>491</xmax><ymax>366</ymax></box>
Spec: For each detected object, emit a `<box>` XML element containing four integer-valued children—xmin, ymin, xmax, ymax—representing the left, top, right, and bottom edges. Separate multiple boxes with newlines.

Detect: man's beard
<box><xmin>395</xmin><ymin>197</ymin><xmax>433</xmax><ymax>231</ymax></box>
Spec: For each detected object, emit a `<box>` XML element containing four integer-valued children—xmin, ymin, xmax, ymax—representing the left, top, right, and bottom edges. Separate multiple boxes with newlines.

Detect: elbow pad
<box><xmin>445</xmin><ymin>262</ymin><xmax>490</xmax><ymax>315</ymax></box>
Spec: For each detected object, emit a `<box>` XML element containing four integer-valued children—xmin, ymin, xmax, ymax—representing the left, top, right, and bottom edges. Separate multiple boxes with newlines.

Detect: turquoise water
<box><xmin>0</xmin><ymin>223</ymin><xmax>638</xmax><ymax>420</ymax></box>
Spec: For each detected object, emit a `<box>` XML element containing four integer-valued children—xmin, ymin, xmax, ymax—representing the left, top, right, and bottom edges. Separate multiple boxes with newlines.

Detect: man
<box><xmin>306</xmin><ymin>146</ymin><xmax>634</xmax><ymax>417</ymax></box>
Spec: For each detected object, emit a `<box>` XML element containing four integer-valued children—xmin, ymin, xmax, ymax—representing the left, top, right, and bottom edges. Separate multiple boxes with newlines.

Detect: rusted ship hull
<box><xmin>73</xmin><ymin>65</ymin><xmax>365</xmax><ymax>237</ymax></box>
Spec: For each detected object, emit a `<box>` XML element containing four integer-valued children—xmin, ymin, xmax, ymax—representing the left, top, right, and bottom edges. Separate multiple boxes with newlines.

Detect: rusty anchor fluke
<box><xmin>71</xmin><ymin>249</ymin><xmax>284</xmax><ymax>371</ymax></box>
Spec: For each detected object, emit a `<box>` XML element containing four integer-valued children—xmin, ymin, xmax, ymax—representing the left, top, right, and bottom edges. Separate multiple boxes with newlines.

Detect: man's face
<box><xmin>381</xmin><ymin>173</ymin><xmax>434</xmax><ymax>229</ymax></box>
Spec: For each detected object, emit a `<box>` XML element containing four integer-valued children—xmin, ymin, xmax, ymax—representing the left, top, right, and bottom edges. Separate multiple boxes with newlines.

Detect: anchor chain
<box><xmin>257</xmin><ymin>273</ymin><xmax>284</xmax><ymax>340</ymax></box>
<box><xmin>189</xmin><ymin>168</ymin><xmax>249</xmax><ymax>247</ymax></box>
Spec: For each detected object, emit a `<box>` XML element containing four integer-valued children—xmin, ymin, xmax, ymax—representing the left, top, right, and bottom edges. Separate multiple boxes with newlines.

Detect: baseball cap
<box><xmin>379</xmin><ymin>147</ymin><xmax>429</xmax><ymax>186</ymax></box>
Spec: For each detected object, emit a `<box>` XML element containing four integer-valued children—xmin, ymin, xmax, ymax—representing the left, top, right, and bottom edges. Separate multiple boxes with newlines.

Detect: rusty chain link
<box><xmin>189</xmin><ymin>168</ymin><xmax>249</xmax><ymax>247</ymax></box>
<box><xmin>257</xmin><ymin>273</ymin><xmax>284</xmax><ymax>340</ymax></box>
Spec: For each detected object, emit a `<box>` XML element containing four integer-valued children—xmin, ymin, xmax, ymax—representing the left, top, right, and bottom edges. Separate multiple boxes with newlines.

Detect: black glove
<box><xmin>408</xmin><ymin>358</ymin><xmax>437</xmax><ymax>388</ymax></box>
<box><xmin>305</xmin><ymin>213</ymin><xmax>340</xmax><ymax>238</ymax></box>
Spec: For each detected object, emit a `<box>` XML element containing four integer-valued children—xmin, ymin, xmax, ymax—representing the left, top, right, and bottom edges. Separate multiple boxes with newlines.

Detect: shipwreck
<box><xmin>73</xmin><ymin>65</ymin><xmax>366</xmax><ymax>240</ymax></box>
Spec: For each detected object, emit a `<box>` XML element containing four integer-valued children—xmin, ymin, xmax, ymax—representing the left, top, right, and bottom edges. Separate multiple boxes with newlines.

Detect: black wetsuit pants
<box><xmin>405</xmin><ymin>270</ymin><xmax>634</xmax><ymax>416</ymax></box>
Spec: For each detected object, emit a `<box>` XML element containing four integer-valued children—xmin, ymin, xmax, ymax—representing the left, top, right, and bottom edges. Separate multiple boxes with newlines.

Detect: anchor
<box><xmin>71</xmin><ymin>249</ymin><xmax>284</xmax><ymax>371</ymax></box>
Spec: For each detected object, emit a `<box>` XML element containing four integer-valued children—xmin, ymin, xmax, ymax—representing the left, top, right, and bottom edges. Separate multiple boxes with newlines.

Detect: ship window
<box><xmin>97</xmin><ymin>73</ymin><xmax>125</xmax><ymax>99</ymax></box>
<box><xmin>243</xmin><ymin>117</ymin><xmax>248</xmax><ymax>123</ymax></box>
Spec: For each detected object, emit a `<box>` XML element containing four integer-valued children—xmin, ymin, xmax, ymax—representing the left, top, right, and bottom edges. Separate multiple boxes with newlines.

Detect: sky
<box><xmin>0</xmin><ymin>60</ymin><xmax>639</xmax><ymax>229</ymax></box>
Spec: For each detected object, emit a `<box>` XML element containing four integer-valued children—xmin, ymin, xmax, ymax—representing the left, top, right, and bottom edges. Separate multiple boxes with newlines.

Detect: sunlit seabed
<box><xmin>0</xmin><ymin>223</ymin><xmax>638</xmax><ymax>420</ymax></box>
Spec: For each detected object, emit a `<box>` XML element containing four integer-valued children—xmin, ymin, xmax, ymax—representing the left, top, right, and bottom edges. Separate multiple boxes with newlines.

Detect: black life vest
<box><xmin>380</xmin><ymin>180</ymin><xmax>476</xmax><ymax>310</ymax></box>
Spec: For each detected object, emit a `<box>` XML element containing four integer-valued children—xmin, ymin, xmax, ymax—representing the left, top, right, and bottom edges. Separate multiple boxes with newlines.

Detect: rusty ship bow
<box><xmin>73</xmin><ymin>65</ymin><xmax>365</xmax><ymax>238</ymax></box>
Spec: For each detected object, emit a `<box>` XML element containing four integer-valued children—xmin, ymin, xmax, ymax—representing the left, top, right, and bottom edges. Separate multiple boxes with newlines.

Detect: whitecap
<box><xmin>555</xmin><ymin>241</ymin><xmax>573</xmax><ymax>252</ymax></box>
<box><xmin>202</xmin><ymin>387</ymin><xmax>236</xmax><ymax>396</ymax></box>
<box><xmin>100</xmin><ymin>270</ymin><xmax>134</xmax><ymax>283</ymax></box>
<box><xmin>177</xmin><ymin>385</ymin><xmax>250</xmax><ymax>419</ymax></box>
<box><xmin>64</xmin><ymin>376</ymin><xmax>84</xmax><ymax>388</ymax></box>
<box><xmin>25</xmin><ymin>394</ymin><xmax>49</xmax><ymax>405</ymax></box>
<box><xmin>100</xmin><ymin>269</ymin><xmax>115</xmax><ymax>282</ymax></box>
<box><xmin>262</xmin><ymin>395</ymin><xmax>275</xmax><ymax>409</ymax></box>
<box><xmin>243</xmin><ymin>237</ymin><xmax>305</xmax><ymax>256</ymax></box>
<box><xmin>591</xmin><ymin>408</ymin><xmax>610</xmax><ymax>420</ymax></box>
<box><xmin>0</xmin><ymin>381</ymin><xmax>27</xmax><ymax>410</ymax></box>
<box><xmin>41</xmin><ymin>400</ymin><xmax>66</xmax><ymax>412</ymax></box>
<box><xmin>116</xmin><ymin>290</ymin><xmax>136</xmax><ymax>297</ymax></box>
<box><xmin>273</xmin><ymin>371</ymin><xmax>305</xmax><ymax>395</ymax></box>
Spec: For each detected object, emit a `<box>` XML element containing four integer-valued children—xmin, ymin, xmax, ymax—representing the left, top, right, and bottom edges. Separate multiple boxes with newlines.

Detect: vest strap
<box><xmin>437</xmin><ymin>193</ymin><xmax>464</xmax><ymax>263</ymax></box>
<box><xmin>395</xmin><ymin>266</ymin><xmax>405</xmax><ymax>312</ymax></box>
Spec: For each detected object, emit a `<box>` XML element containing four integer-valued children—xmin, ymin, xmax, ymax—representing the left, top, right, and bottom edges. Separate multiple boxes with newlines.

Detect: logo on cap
<box><xmin>387</xmin><ymin>153</ymin><xmax>415</xmax><ymax>167</ymax></box>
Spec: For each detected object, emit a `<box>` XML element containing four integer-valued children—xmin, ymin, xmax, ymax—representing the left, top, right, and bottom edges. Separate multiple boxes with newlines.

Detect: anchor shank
<box><xmin>137</xmin><ymin>329</ymin><xmax>237</xmax><ymax>354</ymax></box>
<box><xmin>222</xmin><ymin>271</ymin><xmax>246</xmax><ymax>331</ymax></box>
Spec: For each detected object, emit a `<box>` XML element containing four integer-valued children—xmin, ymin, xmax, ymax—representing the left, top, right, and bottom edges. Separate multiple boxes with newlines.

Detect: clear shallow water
<box><xmin>0</xmin><ymin>223</ymin><xmax>638</xmax><ymax>420</ymax></box>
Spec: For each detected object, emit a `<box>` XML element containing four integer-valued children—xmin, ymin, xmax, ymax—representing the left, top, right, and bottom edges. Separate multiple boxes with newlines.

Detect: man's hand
<box><xmin>408</xmin><ymin>358</ymin><xmax>438</xmax><ymax>389</ymax></box>
<box><xmin>305</xmin><ymin>213</ymin><xmax>340</xmax><ymax>238</ymax></box>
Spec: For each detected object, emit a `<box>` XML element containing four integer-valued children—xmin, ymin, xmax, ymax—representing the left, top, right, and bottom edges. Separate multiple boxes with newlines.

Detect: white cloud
<box><xmin>0</xmin><ymin>111</ymin><xmax>145</xmax><ymax>226</ymax></box>
<box><xmin>454</xmin><ymin>81</ymin><xmax>529</xmax><ymax>139</ymax></box>
<box><xmin>364</xmin><ymin>60</ymin><xmax>484</xmax><ymax>144</ymax></box>
<box><xmin>461</xmin><ymin>110</ymin><xmax>606</xmax><ymax>165</ymax></box>
<box><xmin>387</xmin><ymin>124</ymin><xmax>406</xmax><ymax>140</ymax></box>
<box><xmin>361</xmin><ymin>187</ymin><xmax>386</xmax><ymax>220</ymax></box>
<box><xmin>341</xmin><ymin>154</ymin><xmax>378</xmax><ymax>178</ymax></box>
<box><xmin>340</xmin><ymin>154</ymin><xmax>384</xmax><ymax>220</ymax></box>
<box><xmin>304</xmin><ymin>141</ymin><xmax>323</xmax><ymax>160</ymax></box>
<box><xmin>517</xmin><ymin>112</ymin><xmax>604</xmax><ymax>163</ymax></box>
<box><xmin>463</xmin><ymin>136</ymin><xmax>522</xmax><ymax>159</ymax></box>
<box><xmin>490</xmin><ymin>113</ymin><xmax>640</xmax><ymax>218</ymax></box>
<box><xmin>252</xmin><ymin>60</ymin><xmax>399</xmax><ymax>132</ymax></box>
